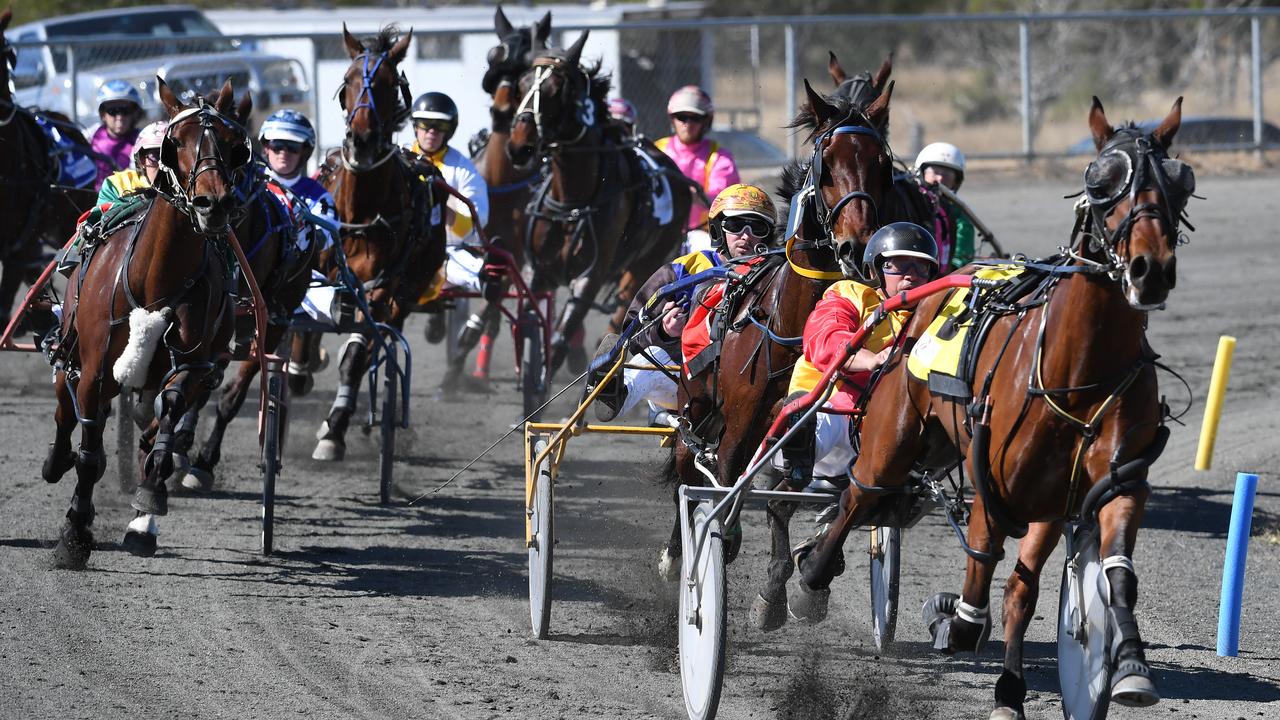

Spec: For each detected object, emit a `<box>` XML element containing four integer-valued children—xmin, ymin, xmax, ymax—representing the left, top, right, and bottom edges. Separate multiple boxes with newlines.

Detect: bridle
<box><xmin>339</xmin><ymin>49</ymin><xmax>412</xmax><ymax>171</ymax></box>
<box><xmin>514</xmin><ymin>55</ymin><xmax>597</xmax><ymax>153</ymax></box>
<box><xmin>483</xmin><ymin>30</ymin><xmax>533</xmax><ymax>97</ymax></box>
<box><xmin>153</xmin><ymin>99</ymin><xmax>255</xmax><ymax>232</ymax></box>
<box><xmin>1</xmin><ymin>37</ymin><xmax>17</xmax><ymax>126</ymax></box>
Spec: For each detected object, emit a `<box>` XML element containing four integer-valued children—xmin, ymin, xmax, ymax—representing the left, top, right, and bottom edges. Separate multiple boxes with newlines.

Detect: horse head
<box><xmin>828</xmin><ymin>51</ymin><xmax>892</xmax><ymax>110</ymax></box>
<box><xmin>1084</xmin><ymin>96</ymin><xmax>1192</xmax><ymax>310</ymax></box>
<box><xmin>338</xmin><ymin>24</ymin><xmax>411</xmax><ymax>170</ymax></box>
<box><xmin>791</xmin><ymin>77</ymin><xmax>895</xmax><ymax>280</ymax></box>
<box><xmin>508</xmin><ymin>31</ymin><xmax>596</xmax><ymax>169</ymax></box>
<box><xmin>484</xmin><ymin>6</ymin><xmax>551</xmax><ymax>117</ymax></box>
<box><xmin>155</xmin><ymin>77</ymin><xmax>254</xmax><ymax>234</ymax></box>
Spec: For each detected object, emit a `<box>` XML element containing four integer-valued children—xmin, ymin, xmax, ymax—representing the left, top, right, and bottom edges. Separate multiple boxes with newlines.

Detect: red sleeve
<box><xmin>802</xmin><ymin>290</ymin><xmax>864</xmax><ymax>373</ymax></box>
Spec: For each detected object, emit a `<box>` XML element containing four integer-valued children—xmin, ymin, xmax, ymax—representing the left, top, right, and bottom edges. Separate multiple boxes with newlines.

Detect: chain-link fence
<box><xmin>11</xmin><ymin>8</ymin><xmax>1280</xmax><ymax>168</ymax></box>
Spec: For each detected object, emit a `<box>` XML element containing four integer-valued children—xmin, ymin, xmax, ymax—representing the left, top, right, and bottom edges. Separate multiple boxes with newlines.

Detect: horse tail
<box><xmin>655</xmin><ymin>443</ymin><xmax>680</xmax><ymax>489</ymax></box>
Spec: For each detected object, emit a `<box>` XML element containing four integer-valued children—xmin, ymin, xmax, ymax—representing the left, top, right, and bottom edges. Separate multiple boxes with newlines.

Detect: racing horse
<box><xmin>0</xmin><ymin>8</ymin><xmax>96</xmax><ymax>329</ymax></box>
<box><xmin>507</xmin><ymin>33</ymin><xmax>691</xmax><ymax>381</ymax></box>
<box><xmin>304</xmin><ymin>25</ymin><xmax>447</xmax><ymax>462</ymax></box>
<box><xmin>439</xmin><ymin>6</ymin><xmax>551</xmax><ymax>390</ymax></box>
<box><xmin>40</xmin><ymin>78</ymin><xmax>255</xmax><ymax>568</ymax></box>
<box><xmin>790</xmin><ymin>97</ymin><xmax>1191</xmax><ymax>719</ymax></box>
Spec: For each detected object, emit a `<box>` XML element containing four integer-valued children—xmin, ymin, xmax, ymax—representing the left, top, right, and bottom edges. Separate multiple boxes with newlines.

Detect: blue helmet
<box><xmin>97</xmin><ymin>79</ymin><xmax>143</xmax><ymax>113</ymax></box>
<box><xmin>259</xmin><ymin>109</ymin><xmax>316</xmax><ymax>147</ymax></box>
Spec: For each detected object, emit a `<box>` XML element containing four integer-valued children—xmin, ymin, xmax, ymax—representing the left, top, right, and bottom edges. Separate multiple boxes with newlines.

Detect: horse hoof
<box><xmin>989</xmin><ymin>707</ymin><xmax>1024</xmax><ymax>720</ymax></box>
<box><xmin>42</xmin><ymin>443</ymin><xmax>75</xmax><ymax>484</ymax></box>
<box><xmin>122</xmin><ymin>529</ymin><xmax>157</xmax><ymax>558</ymax></box>
<box><xmin>131</xmin><ymin>485</ymin><xmax>168</xmax><ymax>516</ymax></box>
<box><xmin>657</xmin><ymin>548</ymin><xmax>680</xmax><ymax>582</ymax></box>
<box><xmin>750</xmin><ymin>592</ymin><xmax>789</xmax><ymax>632</ymax></box>
<box><xmin>1112</xmin><ymin>673</ymin><xmax>1160</xmax><ymax>708</ymax></box>
<box><xmin>787</xmin><ymin>581</ymin><xmax>830</xmax><ymax>624</ymax></box>
<box><xmin>288</xmin><ymin>371</ymin><xmax>315</xmax><ymax>397</ymax></box>
<box><xmin>312</xmin><ymin>438</ymin><xmax>345</xmax><ymax>462</ymax></box>
<box><xmin>180</xmin><ymin>466</ymin><xmax>214</xmax><ymax>493</ymax></box>
<box><xmin>50</xmin><ymin>522</ymin><xmax>94</xmax><ymax>569</ymax></box>
<box><xmin>169</xmin><ymin>453</ymin><xmax>190</xmax><ymax>480</ymax></box>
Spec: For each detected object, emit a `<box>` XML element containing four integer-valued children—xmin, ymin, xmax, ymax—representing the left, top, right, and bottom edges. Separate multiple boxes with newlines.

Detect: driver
<box><xmin>914</xmin><ymin>142</ymin><xmax>975</xmax><ymax>269</ymax></box>
<box><xmin>89</xmin><ymin>80</ymin><xmax>145</xmax><ymax>189</ymax></box>
<box><xmin>258</xmin><ymin>109</ymin><xmax>337</xmax><ymax>254</ymax></box>
<box><xmin>655</xmin><ymin>85</ymin><xmax>740</xmax><ymax>253</ymax></box>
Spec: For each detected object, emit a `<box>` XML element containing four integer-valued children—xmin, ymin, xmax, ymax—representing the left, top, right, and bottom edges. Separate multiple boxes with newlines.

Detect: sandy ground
<box><xmin>0</xmin><ymin>173</ymin><xmax>1277</xmax><ymax>720</ymax></box>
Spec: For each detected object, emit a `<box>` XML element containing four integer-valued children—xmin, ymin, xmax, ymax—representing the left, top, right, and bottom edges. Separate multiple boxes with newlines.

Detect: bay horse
<box><xmin>438</xmin><ymin>6</ymin><xmax>550</xmax><ymax>391</ymax></box>
<box><xmin>508</xmin><ymin>33</ymin><xmax>691</xmax><ymax>381</ymax></box>
<box><xmin>303</xmin><ymin>25</ymin><xmax>447</xmax><ymax>463</ymax></box>
<box><xmin>0</xmin><ymin>8</ymin><xmax>96</xmax><ymax>329</ymax></box>
<box><xmin>41</xmin><ymin>77</ymin><xmax>255</xmax><ymax>568</ymax></box>
<box><xmin>790</xmin><ymin>97</ymin><xmax>1190</xmax><ymax>719</ymax></box>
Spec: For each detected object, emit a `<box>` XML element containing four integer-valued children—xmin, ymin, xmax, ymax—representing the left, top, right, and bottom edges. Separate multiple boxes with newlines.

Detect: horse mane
<box><xmin>364</xmin><ymin>25</ymin><xmax>403</xmax><ymax>54</ymax></box>
<box><xmin>778</xmin><ymin>160</ymin><xmax>807</xmax><ymax>204</ymax></box>
<box><xmin>786</xmin><ymin>89</ymin><xmax>888</xmax><ymax>144</ymax></box>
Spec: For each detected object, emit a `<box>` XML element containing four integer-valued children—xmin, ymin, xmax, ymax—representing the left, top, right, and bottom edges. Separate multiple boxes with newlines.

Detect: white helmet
<box><xmin>914</xmin><ymin>142</ymin><xmax>966</xmax><ymax>178</ymax></box>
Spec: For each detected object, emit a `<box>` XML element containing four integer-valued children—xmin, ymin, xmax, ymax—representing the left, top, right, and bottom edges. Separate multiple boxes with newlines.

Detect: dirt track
<box><xmin>1</xmin><ymin>173</ymin><xmax>1278</xmax><ymax>720</ymax></box>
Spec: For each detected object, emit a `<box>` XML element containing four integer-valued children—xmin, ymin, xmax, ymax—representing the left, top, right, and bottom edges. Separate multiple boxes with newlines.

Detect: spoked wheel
<box><xmin>260</xmin><ymin>372</ymin><xmax>283</xmax><ymax>555</ymax></box>
<box><xmin>527</xmin><ymin>438</ymin><xmax>554</xmax><ymax>639</ymax></box>
<box><xmin>679</xmin><ymin>501</ymin><xmax>727</xmax><ymax>720</ymax></box>
<box><xmin>868</xmin><ymin>525</ymin><xmax>901</xmax><ymax>650</ymax></box>
<box><xmin>378</xmin><ymin>362</ymin><xmax>398</xmax><ymax>506</ymax></box>
<box><xmin>518</xmin><ymin>311</ymin><xmax>547</xmax><ymax>422</ymax></box>
<box><xmin>1058</xmin><ymin>527</ymin><xmax>1112</xmax><ymax>720</ymax></box>
<box><xmin>116</xmin><ymin>392</ymin><xmax>136</xmax><ymax>492</ymax></box>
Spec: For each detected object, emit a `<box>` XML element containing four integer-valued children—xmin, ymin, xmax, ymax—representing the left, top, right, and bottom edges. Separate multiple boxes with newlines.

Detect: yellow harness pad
<box><xmin>908</xmin><ymin>265</ymin><xmax>1027</xmax><ymax>384</ymax></box>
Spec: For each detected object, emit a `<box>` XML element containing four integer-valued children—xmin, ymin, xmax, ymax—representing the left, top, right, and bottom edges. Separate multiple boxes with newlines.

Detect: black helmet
<box><xmin>860</xmin><ymin>222</ymin><xmax>939</xmax><ymax>287</ymax></box>
<box><xmin>411</xmin><ymin>92</ymin><xmax>459</xmax><ymax>142</ymax></box>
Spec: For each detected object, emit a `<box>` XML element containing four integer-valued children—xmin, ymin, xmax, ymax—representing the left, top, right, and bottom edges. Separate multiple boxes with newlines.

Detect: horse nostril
<box><xmin>1129</xmin><ymin>255</ymin><xmax>1149</xmax><ymax>282</ymax></box>
<box><xmin>191</xmin><ymin>195</ymin><xmax>214</xmax><ymax>213</ymax></box>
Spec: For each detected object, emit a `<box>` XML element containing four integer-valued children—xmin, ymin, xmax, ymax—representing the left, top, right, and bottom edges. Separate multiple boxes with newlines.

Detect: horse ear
<box><xmin>1151</xmin><ymin>96</ymin><xmax>1183</xmax><ymax>150</ymax></box>
<box><xmin>534</xmin><ymin>11</ymin><xmax>553</xmax><ymax>48</ymax></box>
<box><xmin>1</xmin><ymin>8</ymin><xmax>11</xmax><ymax>33</ymax></box>
<box><xmin>865</xmin><ymin>80</ymin><xmax>893</xmax><ymax>130</ymax></box>
<box><xmin>494</xmin><ymin>5</ymin><xmax>514</xmax><ymax>38</ymax></box>
<box><xmin>389</xmin><ymin>28</ymin><xmax>412</xmax><ymax>64</ymax></box>
<box><xmin>564</xmin><ymin>30</ymin><xmax>589</xmax><ymax>67</ymax></box>
<box><xmin>214</xmin><ymin>79</ymin><xmax>234</xmax><ymax>114</ymax></box>
<box><xmin>873</xmin><ymin>53</ymin><xmax>893</xmax><ymax>91</ymax></box>
<box><xmin>828</xmin><ymin>51</ymin><xmax>848</xmax><ymax>87</ymax></box>
<box><xmin>236</xmin><ymin>91</ymin><xmax>253</xmax><ymax>126</ymax></box>
<box><xmin>342</xmin><ymin>24</ymin><xmax>364</xmax><ymax>59</ymax></box>
<box><xmin>156</xmin><ymin>76</ymin><xmax>185</xmax><ymax>118</ymax></box>
<box><xmin>1089</xmin><ymin>96</ymin><xmax>1115</xmax><ymax>151</ymax></box>
<box><xmin>803</xmin><ymin>79</ymin><xmax>837</xmax><ymax>128</ymax></box>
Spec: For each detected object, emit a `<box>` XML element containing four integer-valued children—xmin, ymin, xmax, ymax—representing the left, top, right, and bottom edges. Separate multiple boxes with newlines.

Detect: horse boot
<box><xmin>52</xmin><ymin>494</ymin><xmax>97</xmax><ymax>570</ymax></box>
<box><xmin>922</xmin><ymin>592</ymin><xmax>992</xmax><ymax>655</ymax></box>
<box><xmin>788</xmin><ymin>525</ymin><xmax>844</xmax><ymax>624</ymax></box>
<box><xmin>439</xmin><ymin>314</ymin><xmax>491</xmax><ymax>398</ymax></box>
<box><xmin>1104</xmin><ymin>557</ymin><xmax>1160</xmax><ymax>707</ymax></box>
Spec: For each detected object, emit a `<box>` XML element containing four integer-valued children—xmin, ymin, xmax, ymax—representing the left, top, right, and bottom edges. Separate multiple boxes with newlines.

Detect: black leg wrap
<box><xmin>131</xmin><ymin>479</ymin><xmax>169</xmax><ymax>515</ymax></box>
<box><xmin>76</xmin><ymin>448</ymin><xmax>106</xmax><ymax>483</ymax></box>
<box><xmin>1108</xmin><ymin>605</ymin><xmax>1150</xmax><ymax>678</ymax></box>
<box><xmin>993</xmin><ymin>670</ymin><xmax>1027</xmax><ymax>717</ymax></box>
<box><xmin>793</xmin><ymin>526</ymin><xmax>846</xmax><ymax>591</ymax></box>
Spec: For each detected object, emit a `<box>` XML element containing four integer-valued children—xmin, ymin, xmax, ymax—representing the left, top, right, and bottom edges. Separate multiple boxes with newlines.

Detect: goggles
<box><xmin>881</xmin><ymin>258</ymin><xmax>934</xmax><ymax>277</ymax></box>
<box><xmin>264</xmin><ymin>139</ymin><xmax>304</xmax><ymax>154</ymax></box>
<box><xmin>414</xmin><ymin>119</ymin><xmax>452</xmax><ymax>134</ymax></box>
<box><xmin>101</xmin><ymin>104</ymin><xmax>137</xmax><ymax>117</ymax></box>
<box><xmin>671</xmin><ymin>113</ymin><xmax>706</xmax><ymax>124</ymax></box>
<box><xmin>720</xmin><ymin>216</ymin><xmax>773</xmax><ymax>238</ymax></box>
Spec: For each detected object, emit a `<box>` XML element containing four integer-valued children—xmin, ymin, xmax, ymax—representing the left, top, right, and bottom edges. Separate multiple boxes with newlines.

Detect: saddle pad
<box><xmin>907</xmin><ymin>264</ymin><xmax>1027</xmax><ymax>390</ymax></box>
<box><xmin>633</xmin><ymin>147</ymin><xmax>673</xmax><ymax>226</ymax></box>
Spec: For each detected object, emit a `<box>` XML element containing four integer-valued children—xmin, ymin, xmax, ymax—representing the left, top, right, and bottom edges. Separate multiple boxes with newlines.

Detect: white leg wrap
<box><xmin>1102</xmin><ymin>555</ymin><xmax>1135</xmax><ymax>574</ymax></box>
<box><xmin>956</xmin><ymin>599</ymin><xmax>989</xmax><ymax>625</ymax></box>
<box><xmin>113</xmin><ymin>308</ymin><xmax>171</xmax><ymax>388</ymax></box>
<box><xmin>127</xmin><ymin>514</ymin><xmax>159</xmax><ymax>536</ymax></box>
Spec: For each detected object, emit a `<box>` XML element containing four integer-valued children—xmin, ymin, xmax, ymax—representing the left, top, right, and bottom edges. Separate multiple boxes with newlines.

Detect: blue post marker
<box><xmin>1217</xmin><ymin>472</ymin><xmax>1260</xmax><ymax>657</ymax></box>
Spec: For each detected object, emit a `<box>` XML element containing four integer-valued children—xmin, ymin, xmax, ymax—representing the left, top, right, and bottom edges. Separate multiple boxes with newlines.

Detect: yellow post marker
<box><xmin>1195</xmin><ymin>335</ymin><xmax>1237</xmax><ymax>470</ymax></box>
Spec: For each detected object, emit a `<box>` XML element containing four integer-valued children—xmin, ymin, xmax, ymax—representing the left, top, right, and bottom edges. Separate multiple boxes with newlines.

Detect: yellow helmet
<box><xmin>709</xmin><ymin>183</ymin><xmax>777</xmax><ymax>224</ymax></box>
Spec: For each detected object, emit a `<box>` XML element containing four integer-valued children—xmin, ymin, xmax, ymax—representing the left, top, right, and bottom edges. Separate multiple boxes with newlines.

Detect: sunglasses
<box><xmin>138</xmin><ymin>150</ymin><xmax>160</xmax><ymax>167</ymax></box>
<box><xmin>101</xmin><ymin>104</ymin><xmax>136</xmax><ymax>117</ymax></box>
<box><xmin>882</xmin><ymin>258</ymin><xmax>934</xmax><ymax>277</ymax></box>
<box><xmin>415</xmin><ymin>120</ymin><xmax>452</xmax><ymax>134</ymax></box>
<box><xmin>720</xmin><ymin>216</ymin><xmax>773</xmax><ymax>238</ymax></box>
<box><xmin>265</xmin><ymin>140</ymin><xmax>303</xmax><ymax>154</ymax></box>
<box><xmin>671</xmin><ymin>113</ymin><xmax>705</xmax><ymax>124</ymax></box>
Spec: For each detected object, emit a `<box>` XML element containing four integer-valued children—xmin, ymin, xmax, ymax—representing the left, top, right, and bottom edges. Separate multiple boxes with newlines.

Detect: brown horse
<box><xmin>304</xmin><ymin>25</ymin><xmax>447</xmax><ymax>463</ymax></box>
<box><xmin>508</xmin><ymin>33</ymin><xmax>691</xmax><ymax>381</ymax></box>
<box><xmin>790</xmin><ymin>97</ymin><xmax>1190</xmax><ymax>719</ymax></box>
<box><xmin>41</xmin><ymin>78</ymin><xmax>255</xmax><ymax>568</ymax></box>
<box><xmin>0</xmin><ymin>8</ymin><xmax>96</xmax><ymax>329</ymax></box>
<box><xmin>439</xmin><ymin>6</ymin><xmax>550</xmax><ymax>390</ymax></box>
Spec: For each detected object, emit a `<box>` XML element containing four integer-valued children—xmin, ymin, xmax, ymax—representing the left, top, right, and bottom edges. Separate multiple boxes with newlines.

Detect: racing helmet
<box><xmin>608</xmin><ymin>97</ymin><xmax>637</xmax><ymax>127</ymax></box>
<box><xmin>708</xmin><ymin>183</ymin><xmax>777</xmax><ymax>249</ymax></box>
<box><xmin>97</xmin><ymin>80</ymin><xmax>142</xmax><ymax>115</ymax></box>
<box><xmin>667</xmin><ymin>85</ymin><xmax>713</xmax><ymax>118</ymax></box>
<box><xmin>411</xmin><ymin>92</ymin><xmax>459</xmax><ymax>142</ymax></box>
<box><xmin>132</xmin><ymin>120</ymin><xmax>168</xmax><ymax>171</ymax></box>
<box><xmin>259</xmin><ymin>109</ymin><xmax>316</xmax><ymax>147</ymax></box>
<box><xmin>860</xmin><ymin>222</ymin><xmax>939</xmax><ymax>288</ymax></box>
<box><xmin>914</xmin><ymin>142</ymin><xmax>966</xmax><ymax>183</ymax></box>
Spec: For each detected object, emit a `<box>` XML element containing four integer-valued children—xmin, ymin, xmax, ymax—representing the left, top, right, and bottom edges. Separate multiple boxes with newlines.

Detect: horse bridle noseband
<box><xmin>515</xmin><ymin>56</ymin><xmax>596</xmax><ymax>153</ymax></box>
<box><xmin>155</xmin><ymin>100</ymin><xmax>255</xmax><ymax>231</ymax></box>
<box><xmin>340</xmin><ymin>49</ymin><xmax>412</xmax><ymax>170</ymax></box>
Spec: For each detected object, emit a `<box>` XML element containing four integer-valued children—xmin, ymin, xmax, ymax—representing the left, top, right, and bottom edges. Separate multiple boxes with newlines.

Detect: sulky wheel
<box><xmin>1057</xmin><ymin>526</ymin><xmax>1112</xmax><ymax>720</ymax></box>
<box><xmin>868</xmin><ymin>525</ymin><xmax>901</xmax><ymax>650</ymax></box>
<box><xmin>518</xmin><ymin>310</ymin><xmax>547</xmax><ymax>422</ymax></box>
<box><xmin>527</xmin><ymin>438</ymin><xmax>554</xmax><ymax>639</ymax></box>
<box><xmin>678</xmin><ymin>501</ymin><xmax>727</xmax><ymax>720</ymax></box>
<box><xmin>260</xmin><ymin>372</ymin><xmax>283</xmax><ymax>555</ymax></box>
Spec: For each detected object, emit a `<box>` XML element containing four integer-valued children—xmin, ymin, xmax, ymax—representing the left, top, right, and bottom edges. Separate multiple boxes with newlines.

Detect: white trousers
<box><xmin>619</xmin><ymin>345</ymin><xmax>679</xmax><ymax>417</ymax></box>
<box><xmin>813</xmin><ymin>404</ymin><xmax>856</xmax><ymax>479</ymax></box>
<box><xmin>444</xmin><ymin>245</ymin><xmax>485</xmax><ymax>293</ymax></box>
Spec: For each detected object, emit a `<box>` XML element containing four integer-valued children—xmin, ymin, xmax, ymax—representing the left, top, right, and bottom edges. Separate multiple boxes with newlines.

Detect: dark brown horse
<box><xmin>305</xmin><ymin>25</ymin><xmax>447</xmax><ymax>463</ymax></box>
<box><xmin>508</xmin><ymin>33</ymin><xmax>691</xmax><ymax>381</ymax></box>
<box><xmin>790</xmin><ymin>97</ymin><xmax>1189</xmax><ymax>718</ymax></box>
<box><xmin>41</xmin><ymin>78</ymin><xmax>255</xmax><ymax>568</ymax></box>
<box><xmin>0</xmin><ymin>8</ymin><xmax>96</xmax><ymax>329</ymax></box>
<box><xmin>438</xmin><ymin>6</ymin><xmax>550</xmax><ymax>390</ymax></box>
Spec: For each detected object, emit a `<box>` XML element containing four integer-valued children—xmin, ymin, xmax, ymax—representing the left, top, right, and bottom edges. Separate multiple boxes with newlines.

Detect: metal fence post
<box><xmin>311</xmin><ymin>37</ymin><xmax>322</xmax><ymax>165</ymax></box>
<box><xmin>750</xmin><ymin>23</ymin><xmax>760</xmax><ymax>111</ymax></box>
<box><xmin>1252</xmin><ymin>15</ymin><xmax>1263</xmax><ymax>154</ymax></box>
<box><xmin>1019</xmin><ymin>19</ymin><xmax>1032</xmax><ymax>160</ymax></box>
<box><xmin>700</xmin><ymin>26</ymin><xmax>715</xmax><ymax>97</ymax></box>
<box><xmin>784</xmin><ymin>23</ymin><xmax>796</xmax><ymax>159</ymax></box>
<box><xmin>67</xmin><ymin>44</ymin><xmax>79</xmax><ymax>125</ymax></box>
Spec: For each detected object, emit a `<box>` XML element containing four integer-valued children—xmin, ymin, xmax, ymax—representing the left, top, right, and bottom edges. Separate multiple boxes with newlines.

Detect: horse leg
<box><xmin>286</xmin><ymin>331</ymin><xmax>323</xmax><ymax>396</ymax></box>
<box><xmin>42</xmin><ymin>372</ymin><xmax>78</xmax><ymax>484</ymax></box>
<box><xmin>440</xmin><ymin>300</ymin><xmax>500</xmax><ymax>392</ymax></box>
<box><xmin>169</xmin><ymin>362</ymin><xmax>223</xmax><ymax>488</ymax></box>
<box><xmin>548</xmin><ymin>276</ymin><xmax>599</xmax><ymax>378</ymax></box>
<box><xmin>1098</xmin><ymin>489</ymin><xmax>1159</xmax><ymax>707</ymax></box>
<box><xmin>186</xmin><ymin>359</ymin><xmax>258</xmax><ymax>492</ymax></box>
<box><xmin>751</xmin><ymin>499</ymin><xmax>798</xmax><ymax>631</ymax></box>
<box><xmin>312</xmin><ymin>333</ymin><xmax>368</xmax><ymax>462</ymax></box>
<box><xmin>473</xmin><ymin>304</ymin><xmax>502</xmax><ymax>379</ymax></box>
<box><xmin>992</xmin><ymin>520</ymin><xmax>1062</xmax><ymax>720</ymax></box>
<box><xmin>922</xmin><ymin>494</ymin><xmax>1006</xmax><ymax>655</ymax></box>
<box><xmin>657</xmin><ymin>444</ymin><xmax>695</xmax><ymax>582</ymax></box>
<box><xmin>51</xmin><ymin>378</ymin><xmax>110</xmax><ymax>569</ymax></box>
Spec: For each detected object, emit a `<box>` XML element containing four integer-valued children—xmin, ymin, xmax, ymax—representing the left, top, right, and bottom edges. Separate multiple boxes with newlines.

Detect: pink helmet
<box><xmin>608</xmin><ymin>97</ymin><xmax>637</xmax><ymax>126</ymax></box>
<box><xmin>667</xmin><ymin>85</ymin><xmax>713</xmax><ymax>117</ymax></box>
<box><xmin>132</xmin><ymin>120</ymin><xmax>168</xmax><ymax>169</ymax></box>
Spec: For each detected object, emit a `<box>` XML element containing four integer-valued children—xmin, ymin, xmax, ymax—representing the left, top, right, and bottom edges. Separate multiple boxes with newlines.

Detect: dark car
<box><xmin>1067</xmin><ymin>117</ymin><xmax>1280</xmax><ymax>154</ymax></box>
